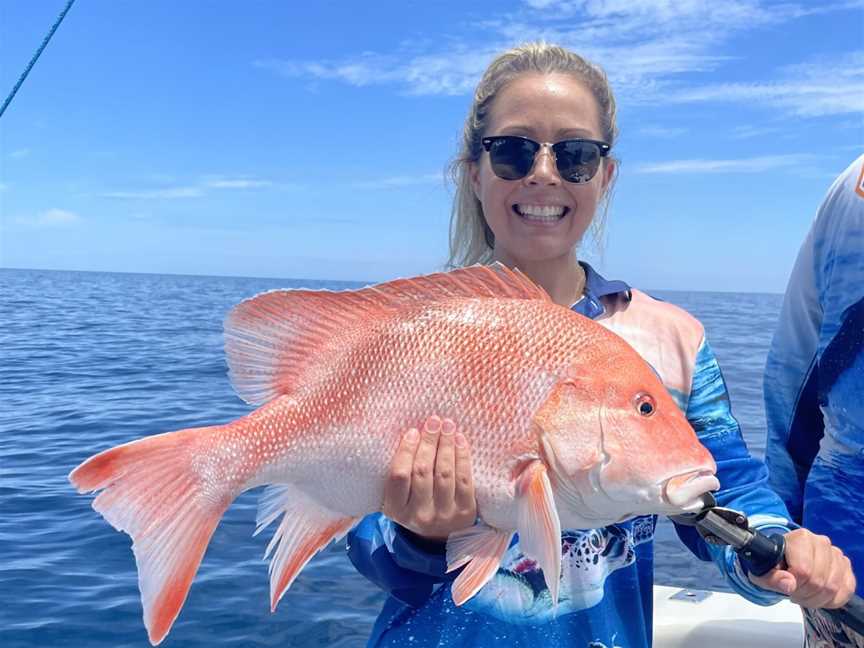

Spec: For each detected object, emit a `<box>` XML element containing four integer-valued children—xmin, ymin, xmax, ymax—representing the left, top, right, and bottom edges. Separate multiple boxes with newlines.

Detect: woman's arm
<box><xmin>673</xmin><ymin>339</ymin><xmax>795</xmax><ymax>604</ymax></box>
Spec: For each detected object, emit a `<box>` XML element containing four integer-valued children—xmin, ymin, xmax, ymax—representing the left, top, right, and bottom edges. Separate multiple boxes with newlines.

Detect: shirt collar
<box><xmin>573</xmin><ymin>261</ymin><xmax>631</xmax><ymax>319</ymax></box>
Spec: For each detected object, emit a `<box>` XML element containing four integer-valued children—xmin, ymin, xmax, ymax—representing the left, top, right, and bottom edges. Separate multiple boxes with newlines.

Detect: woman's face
<box><xmin>471</xmin><ymin>73</ymin><xmax>615</xmax><ymax>266</ymax></box>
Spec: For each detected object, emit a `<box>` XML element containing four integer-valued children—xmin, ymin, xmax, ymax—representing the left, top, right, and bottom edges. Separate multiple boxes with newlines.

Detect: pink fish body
<box><xmin>70</xmin><ymin>264</ymin><xmax>718</xmax><ymax>644</ymax></box>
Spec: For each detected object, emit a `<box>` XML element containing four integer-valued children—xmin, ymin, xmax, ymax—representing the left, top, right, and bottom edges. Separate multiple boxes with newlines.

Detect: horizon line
<box><xmin>0</xmin><ymin>265</ymin><xmax>786</xmax><ymax>297</ymax></box>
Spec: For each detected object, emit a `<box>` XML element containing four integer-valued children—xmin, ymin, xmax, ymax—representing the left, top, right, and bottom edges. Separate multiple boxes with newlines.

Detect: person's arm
<box><xmin>673</xmin><ymin>339</ymin><xmax>794</xmax><ymax>605</ymax></box>
<box><xmin>346</xmin><ymin>513</ymin><xmax>453</xmax><ymax>606</ymax></box>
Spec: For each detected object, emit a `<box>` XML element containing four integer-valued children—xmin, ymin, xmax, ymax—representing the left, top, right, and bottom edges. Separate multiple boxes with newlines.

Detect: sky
<box><xmin>0</xmin><ymin>0</ymin><xmax>862</xmax><ymax>292</ymax></box>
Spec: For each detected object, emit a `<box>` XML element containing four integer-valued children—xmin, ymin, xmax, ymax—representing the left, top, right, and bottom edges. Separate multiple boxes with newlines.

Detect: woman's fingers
<box><xmin>382</xmin><ymin>427</ymin><xmax>420</xmax><ymax>516</ymax></box>
<box><xmin>382</xmin><ymin>415</ymin><xmax>476</xmax><ymax>539</ymax></box>
<box><xmin>433</xmin><ymin>418</ymin><xmax>457</xmax><ymax>510</ymax></box>
<box><xmin>454</xmin><ymin>431</ymin><xmax>475</xmax><ymax>517</ymax></box>
<box><xmin>408</xmin><ymin>415</ymin><xmax>442</xmax><ymax>509</ymax></box>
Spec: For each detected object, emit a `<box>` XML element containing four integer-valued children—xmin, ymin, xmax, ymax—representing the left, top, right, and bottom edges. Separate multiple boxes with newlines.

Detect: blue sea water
<box><xmin>0</xmin><ymin>268</ymin><xmax>784</xmax><ymax>648</ymax></box>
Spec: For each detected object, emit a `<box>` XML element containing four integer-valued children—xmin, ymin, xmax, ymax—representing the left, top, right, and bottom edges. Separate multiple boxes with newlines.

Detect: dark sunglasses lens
<box><xmin>554</xmin><ymin>141</ymin><xmax>602</xmax><ymax>183</ymax></box>
<box><xmin>489</xmin><ymin>138</ymin><xmax>538</xmax><ymax>180</ymax></box>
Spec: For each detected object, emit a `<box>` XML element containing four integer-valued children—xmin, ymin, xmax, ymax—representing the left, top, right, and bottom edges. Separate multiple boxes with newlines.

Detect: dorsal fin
<box><xmin>373</xmin><ymin>263</ymin><xmax>549</xmax><ymax>302</ymax></box>
<box><xmin>224</xmin><ymin>263</ymin><xmax>548</xmax><ymax>405</ymax></box>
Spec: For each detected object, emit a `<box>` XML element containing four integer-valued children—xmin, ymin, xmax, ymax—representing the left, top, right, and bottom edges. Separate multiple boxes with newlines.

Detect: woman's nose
<box><xmin>523</xmin><ymin>146</ymin><xmax>560</xmax><ymax>186</ymax></box>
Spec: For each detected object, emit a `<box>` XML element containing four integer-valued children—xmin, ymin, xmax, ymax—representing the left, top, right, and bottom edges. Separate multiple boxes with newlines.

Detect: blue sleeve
<box><xmin>346</xmin><ymin>513</ymin><xmax>455</xmax><ymax>607</ymax></box>
<box><xmin>673</xmin><ymin>340</ymin><xmax>794</xmax><ymax>605</ymax></box>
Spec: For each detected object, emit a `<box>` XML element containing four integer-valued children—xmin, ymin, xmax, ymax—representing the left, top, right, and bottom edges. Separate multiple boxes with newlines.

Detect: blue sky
<box><xmin>1</xmin><ymin>0</ymin><xmax>862</xmax><ymax>292</ymax></box>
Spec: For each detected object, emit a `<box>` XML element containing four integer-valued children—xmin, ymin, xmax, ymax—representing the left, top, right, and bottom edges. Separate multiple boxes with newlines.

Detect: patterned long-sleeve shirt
<box><xmin>764</xmin><ymin>155</ymin><xmax>864</xmax><ymax>596</ymax></box>
<box><xmin>348</xmin><ymin>262</ymin><xmax>793</xmax><ymax>648</ymax></box>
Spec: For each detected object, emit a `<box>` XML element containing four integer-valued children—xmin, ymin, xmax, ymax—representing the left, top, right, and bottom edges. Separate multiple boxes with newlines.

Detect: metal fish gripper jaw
<box><xmin>669</xmin><ymin>492</ymin><xmax>786</xmax><ymax>574</ymax></box>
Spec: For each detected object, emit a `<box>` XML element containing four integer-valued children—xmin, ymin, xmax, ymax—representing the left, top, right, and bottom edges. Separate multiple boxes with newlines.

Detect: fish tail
<box><xmin>69</xmin><ymin>425</ymin><xmax>237</xmax><ymax>646</ymax></box>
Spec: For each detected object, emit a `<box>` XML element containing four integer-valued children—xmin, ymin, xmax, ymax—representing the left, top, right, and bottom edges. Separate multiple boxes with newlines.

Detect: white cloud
<box><xmin>255</xmin><ymin>52</ymin><xmax>487</xmax><ymax>96</ymax></box>
<box><xmin>352</xmin><ymin>173</ymin><xmax>446</xmax><ymax>190</ymax></box>
<box><xmin>636</xmin><ymin>126</ymin><xmax>688</xmax><ymax>138</ymax></box>
<box><xmin>667</xmin><ymin>52</ymin><xmax>864</xmax><ymax>117</ymax></box>
<box><xmin>634</xmin><ymin>154</ymin><xmax>814</xmax><ymax>174</ymax></box>
<box><xmin>729</xmin><ymin>124</ymin><xmax>783</xmax><ymax>140</ymax></box>
<box><xmin>203</xmin><ymin>178</ymin><xmax>274</xmax><ymax>189</ymax></box>
<box><xmin>99</xmin><ymin>187</ymin><xmax>205</xmax><ymax>199</ymax></box>
<box><xmin>98</xmin><ymin>176</ymin><xmax>277</xmax><ymax>200</ymax></box>
<box><xmin>16</xmin><ymin>208</ymin><xmax>81</xmax><ymax>226</ymax></box>
<box><xmin>252</xmin><ymin>0</ymin><xmax>769</xmax><ymax>97</ymax></box>
<box><xmin>254</xmin><ymin>0</ymin><xmax>860</xmax><ymax>117</ymax></box>
<box><xmin>9</xmin><ymin>148</ymin><xmax>30</xmax><ymax>159</ymax></box>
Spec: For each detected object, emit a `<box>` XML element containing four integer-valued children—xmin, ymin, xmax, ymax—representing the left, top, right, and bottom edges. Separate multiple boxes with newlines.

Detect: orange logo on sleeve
<box><xmin>856</xmin><ymin>159</ymin><xmax>864</xmax><ymax>199</ymax></box>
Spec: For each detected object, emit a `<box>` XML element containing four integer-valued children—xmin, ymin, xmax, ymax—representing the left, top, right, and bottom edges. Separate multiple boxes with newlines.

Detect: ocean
<box><xmin>0</xmin><ymin>268</ymin><xmax>784</xmax><ymax>648</ymax></box>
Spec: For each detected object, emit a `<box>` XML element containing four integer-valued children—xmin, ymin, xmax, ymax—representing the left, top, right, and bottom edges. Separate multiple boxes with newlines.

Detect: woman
<box><xmin>347</xmin><ymin>42</ymin><xmax>855</xmax><ymax>647</ymax></box>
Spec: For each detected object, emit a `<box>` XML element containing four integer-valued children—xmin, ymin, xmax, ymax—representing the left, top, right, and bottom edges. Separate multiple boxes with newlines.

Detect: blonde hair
<box><xmin>447</xmin><ymin>42</ymin><xmax>619</xmax><ymax>268</ymax></box>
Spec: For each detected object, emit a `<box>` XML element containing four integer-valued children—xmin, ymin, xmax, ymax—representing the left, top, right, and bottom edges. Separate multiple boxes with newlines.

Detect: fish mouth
<box><xmin>662</xmin><ymin>470</ymin><xmax>720</xmax><ymax>512</ymax></box>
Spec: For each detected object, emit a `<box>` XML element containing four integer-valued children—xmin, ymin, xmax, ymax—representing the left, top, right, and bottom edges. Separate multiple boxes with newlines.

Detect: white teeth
<box><xmin>516</xmin><ymin>204</ymin><xmax>566</xmax><ymax>221</ymax></box>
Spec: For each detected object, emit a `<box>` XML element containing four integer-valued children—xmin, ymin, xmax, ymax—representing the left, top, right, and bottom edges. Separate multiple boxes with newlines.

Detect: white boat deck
<box><xmin>654</xmin><ymin>585</ymin><xmax>803</xmax><ymax>647</ymax></box>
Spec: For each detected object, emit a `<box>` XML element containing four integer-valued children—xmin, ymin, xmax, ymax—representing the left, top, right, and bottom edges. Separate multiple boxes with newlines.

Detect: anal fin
<box><xmin>446</xmin><ymin>524</ymin><xmax>514</xmax><ymax>605</ymax></box>
<box><xmin>255</xmin><ymin>485</ymin><xmax>357</xmax><ymax>611</ymax></box>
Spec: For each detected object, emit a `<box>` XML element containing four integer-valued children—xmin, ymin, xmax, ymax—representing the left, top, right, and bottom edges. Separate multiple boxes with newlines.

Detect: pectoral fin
<box><xmin>446</xmin><ymin>524</ymin><xmax>514</xmax><ymax>606</ymax></box>
<box><xmin>515</xmin><ymin>460</ymin><xmax>562</xmax><ymax>606</ymax></box>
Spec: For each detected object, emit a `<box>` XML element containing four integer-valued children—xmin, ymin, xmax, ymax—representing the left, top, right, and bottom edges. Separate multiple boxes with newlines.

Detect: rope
<box><xmin>0</xmin><ymin>0</ymin><xmax>77</xmax><ymax>119</ymax></box>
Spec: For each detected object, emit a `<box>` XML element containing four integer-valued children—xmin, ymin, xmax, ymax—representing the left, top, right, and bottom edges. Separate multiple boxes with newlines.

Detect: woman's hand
<box><xmin>749</xmin><ymin>528</ymin><xmax>857</xmax><ymax>608</ymax></box>
<box><xmin>382</xmin><ymin>415</ymin><xmax>477</xmax><ymax>542</ymax></box>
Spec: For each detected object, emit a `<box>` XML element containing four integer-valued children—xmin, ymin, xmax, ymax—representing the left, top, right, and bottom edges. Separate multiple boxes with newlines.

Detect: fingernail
<box><xmin>455</xmin><ymin>433</ymin><xmax>467</xmax><ymax>447</ymax></box>
<box><xmin>426</xmin><ymin>417</ymin><xmax>440</xmax><ymax>433</ymax></box>
<box><xmin>442</xmin><ymin>420</ymin><xmax>455</xmax><ymax>435</ymax></box>
<box><xmin>780</xmin><ymin>579</ymin><xmax>795</xmax><ymax>595</ymax></box>
<box><xmin>405</xmin><ymin>429</ymin><xmax>419</xmax><ymax>442</ymax></box>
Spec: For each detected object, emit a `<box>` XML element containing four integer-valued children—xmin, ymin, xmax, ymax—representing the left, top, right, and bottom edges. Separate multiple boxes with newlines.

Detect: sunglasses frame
<box><xmin>480</xmin><ymin>135</ymin><xmax>611</xmax><ymax>183</ymax></box>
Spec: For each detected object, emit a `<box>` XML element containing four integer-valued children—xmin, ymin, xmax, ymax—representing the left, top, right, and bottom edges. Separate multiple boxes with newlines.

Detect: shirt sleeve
<box><xmin>346</xmin><ymin>513</ymin><xmax>455</xmax><ymax>607</ymax></box>
<box><xmin>674</xmin><ymin>339</ymin><xmax>795</xmax><ymax>605</ymax></box>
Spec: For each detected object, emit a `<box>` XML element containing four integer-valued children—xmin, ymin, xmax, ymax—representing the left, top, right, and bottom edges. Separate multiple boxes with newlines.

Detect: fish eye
<box><xmin>635</xmin><ymin>393</ymin><xmax>656</xmax><ymax>417</ymax></box>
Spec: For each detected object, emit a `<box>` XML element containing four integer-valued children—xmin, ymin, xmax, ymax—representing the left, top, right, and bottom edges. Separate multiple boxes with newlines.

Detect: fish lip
<box><xmin>662</xmin><ymin>470</ymin><xmax>720</xmax><ymax>511</ymax></box>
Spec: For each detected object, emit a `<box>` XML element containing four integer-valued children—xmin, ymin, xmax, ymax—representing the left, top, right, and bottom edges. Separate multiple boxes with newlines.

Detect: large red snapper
<box><xmin>69</xmin><ymin>264</ymin><xmax>718</xmax><ymax>645</ymax></box>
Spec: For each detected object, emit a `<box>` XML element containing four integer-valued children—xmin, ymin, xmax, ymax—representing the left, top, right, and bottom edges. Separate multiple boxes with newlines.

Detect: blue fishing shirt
<box><xmin>347</xmin><ymin>262</ymin><xmax>793</xmax><ymax>648</ymax></box>
<box><xmin>764</xmin><ymin>155</ymin><xmax>864</xmax><ymax>596</ymax></box>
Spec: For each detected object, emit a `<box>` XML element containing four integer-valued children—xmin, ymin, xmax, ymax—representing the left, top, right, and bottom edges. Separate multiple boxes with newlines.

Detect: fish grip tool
<box><xmin>670</xmin><ymin>494</ymin><xmax>864</xmax><ymax>636</ymax></box>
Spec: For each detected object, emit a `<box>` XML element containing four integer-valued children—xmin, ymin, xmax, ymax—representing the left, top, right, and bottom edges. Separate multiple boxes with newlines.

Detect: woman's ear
<box><xmin>600</xmin><ymin>158</ymin><xmax>617</xmax><ymax>195</ymax></box>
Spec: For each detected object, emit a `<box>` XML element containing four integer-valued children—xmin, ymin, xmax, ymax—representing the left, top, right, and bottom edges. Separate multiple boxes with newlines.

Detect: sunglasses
<box><xmin>481</xmin><ymin>135</ymin><xmax>611</xmax><ymax>183</ymax></box>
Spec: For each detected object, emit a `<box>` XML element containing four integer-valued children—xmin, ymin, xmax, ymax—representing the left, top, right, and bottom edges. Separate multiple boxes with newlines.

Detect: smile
<box><xmin>513</xmin><ymin>204</ymin><xmax>569</xmax><ymax>222</ymax></box>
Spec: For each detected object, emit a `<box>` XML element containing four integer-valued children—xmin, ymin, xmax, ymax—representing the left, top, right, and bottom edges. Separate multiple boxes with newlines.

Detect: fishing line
<box><xmin>0</xmin><ymin>0</ymin><xmax>77</xmax><ymax>120</ymax></box>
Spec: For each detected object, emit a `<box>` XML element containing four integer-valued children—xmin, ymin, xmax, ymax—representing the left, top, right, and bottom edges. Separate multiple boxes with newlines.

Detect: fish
<box><xmin>69</xmin><ymin>263</ymin><xmax>719</xmax><ymax>645</ymax></box>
